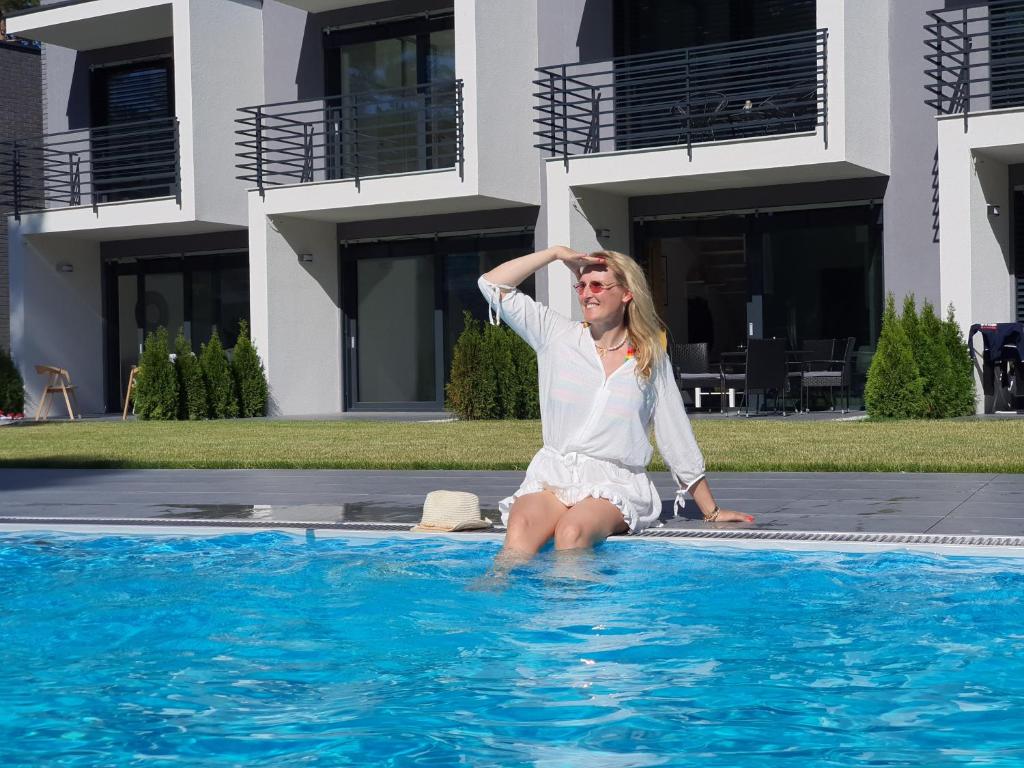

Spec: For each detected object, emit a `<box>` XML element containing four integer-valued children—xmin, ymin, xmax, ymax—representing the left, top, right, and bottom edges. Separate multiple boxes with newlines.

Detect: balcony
<box><xmin>535</xmin><ymin>29</ymin><xmax>828</xmax><ymax>164</ymax></box>
<box><xmin>0</xmin><ymin>117</ymin><xmax>180</xmax><ymax>221</ymax></box>
<box><xmin>925</xmin><ymin>0</ymin><xmax>1024</xmax><ymax>121</ymax></box>
<box><xmin>237</xmin><ymin>81</ymin><xmax>464</xmax><ymax>193</ymax></box>
<box><xmin>4</xmin><ymin>0</ymin><xmax>172</xmax><ymax>51</ymax></box>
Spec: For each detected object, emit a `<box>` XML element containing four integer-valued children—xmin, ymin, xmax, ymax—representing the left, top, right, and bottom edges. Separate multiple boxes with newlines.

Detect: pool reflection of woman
<box><xmin>480</xmin><ymin>246</ymin><xmax>753</xmax><ymax>569</ymax></box>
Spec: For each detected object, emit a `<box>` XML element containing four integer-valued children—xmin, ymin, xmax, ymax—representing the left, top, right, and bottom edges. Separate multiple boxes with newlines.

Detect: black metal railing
<box><xmin>925</xmin><ymin>0</ymin><xmax>1024</xmax><ymax>123</ymax></box>
<box><xmin>535</xmin><ymin>29</ymin><xmax>828</xmax><ymax>163</ymax></box>
<box><xmin>236</xmin><ymin>80</ymin><xmax>464</xmax><ymax>193</ymax></box>
<box><xmin>0</xmin><ymin>116</ymin><xmax>180</xmax><ymax>220</ymax></box>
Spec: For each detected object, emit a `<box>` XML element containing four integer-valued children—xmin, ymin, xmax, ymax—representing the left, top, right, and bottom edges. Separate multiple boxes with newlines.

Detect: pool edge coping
<box><xmin>4</xmin><ymin>517</ymin><xmax>1024</xmax><ymax>558</ymax></box>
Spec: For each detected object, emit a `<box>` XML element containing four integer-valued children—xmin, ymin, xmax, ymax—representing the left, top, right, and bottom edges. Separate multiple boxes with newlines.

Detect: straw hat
<box><xmin>411</xmin><ymin>490</ymin><xmax>493</xmax><ymax>532</ymax></box>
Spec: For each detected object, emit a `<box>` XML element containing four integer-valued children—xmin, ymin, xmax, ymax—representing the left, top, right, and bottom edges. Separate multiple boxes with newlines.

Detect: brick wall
<box><xmin>0</xmin><ymin>40</ymin><xmax>42</xmax><ymax>352</ymax></box>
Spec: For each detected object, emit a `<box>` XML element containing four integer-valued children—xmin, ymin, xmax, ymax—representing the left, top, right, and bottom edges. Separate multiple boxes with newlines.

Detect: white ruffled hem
<box><xmin>498</xmin><ymin>483</ymin><xmax>641</xmax><ymax>533</ymax></box>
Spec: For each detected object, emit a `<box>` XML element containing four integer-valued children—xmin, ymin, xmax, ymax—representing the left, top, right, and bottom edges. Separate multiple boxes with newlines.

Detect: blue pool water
<box><xmin>2</xmin><ymin>533</ymin><xmax>1024</xmax><ymax>767</ymax></box>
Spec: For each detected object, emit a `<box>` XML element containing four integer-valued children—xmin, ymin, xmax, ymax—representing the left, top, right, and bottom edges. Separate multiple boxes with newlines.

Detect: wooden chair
<box><xmin>34</xmin><ymin>365</ymin><xmax>81</xmax><ymax>421</ymax></box>
<box><xmin>122</xmin><ymin>365</ymin><xmax>139</xmax><ymax>420</ymax></box>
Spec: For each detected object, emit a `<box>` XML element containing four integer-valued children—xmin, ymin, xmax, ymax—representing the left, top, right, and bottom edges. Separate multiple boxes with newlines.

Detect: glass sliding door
<box><xmin>637</xmin><ymin>206</ymin><xmax>883</xmax><ymax>393</ymax></box>
<box><xmin>324</xmin><ymin>14</ymin><xmax>456</xmax><ymax>178</ymax></box>
<box><xmin>104</xmin><ymin>252</ymin><xmax>250</xmax><ymax>412</ymax></box>
<box><xmin>342</xmin><ymin>232</ymin><xmax>535</xmax><ymax>410</ymax></box>
<box><xmin>90</xmin><ymin>59</ymin><xmax>176</xmax><ymax>202</ymax></box>
<box><xmin>355</xmin><ymin>250</ymin><xmax>438</xmax><ymax>404</ymax></box>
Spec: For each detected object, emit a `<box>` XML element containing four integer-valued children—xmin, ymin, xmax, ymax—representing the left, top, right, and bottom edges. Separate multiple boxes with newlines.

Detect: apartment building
<box><xmin>0</xmin><ymin>33</ymin><xmax>42</xmax><ymax>351</ymax></box>
<box><xmin>2</xmin><ymin>0</ymin><xmax>1019</xmax><ymax>416</ymax></box>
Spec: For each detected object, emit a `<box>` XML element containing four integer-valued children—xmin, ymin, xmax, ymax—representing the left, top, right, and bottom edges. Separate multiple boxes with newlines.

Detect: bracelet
<box><xmin>702</xmin><ymin>504</ymin><xmax>721</xmax><ymax>522</ymax></box>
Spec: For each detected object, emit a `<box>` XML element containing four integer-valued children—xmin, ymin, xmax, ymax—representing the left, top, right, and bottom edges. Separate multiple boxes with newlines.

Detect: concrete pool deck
<box><xmin>0</xmin><ymin>468</ymin><xmax>1021</xmax><ymax>537</ymax></box>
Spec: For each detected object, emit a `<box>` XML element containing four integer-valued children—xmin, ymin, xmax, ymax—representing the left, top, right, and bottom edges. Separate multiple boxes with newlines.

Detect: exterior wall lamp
<box><xmin>987</xmin><ymin>204</ymin><xmax>1001</xmax><ymax>217</ymax></box>
<box><xmin>298</xmin><ymin>253</ymin><xmax>314</xmax><ymax>263</ymax></box>
<box><xmin>56</xmin><ymin>263</ymin><xmax>74</xmax><ymax>273</ymax></box>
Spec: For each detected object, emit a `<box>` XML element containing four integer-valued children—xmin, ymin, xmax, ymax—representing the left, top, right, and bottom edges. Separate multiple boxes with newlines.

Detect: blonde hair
<box><xmin>588</xmin><ymin>250</ymin><xmax>666</xmax><ymax>379</ymax></box>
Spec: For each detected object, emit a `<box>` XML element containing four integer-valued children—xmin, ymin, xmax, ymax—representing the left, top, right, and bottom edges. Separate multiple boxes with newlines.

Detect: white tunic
<box><xmin>479</xmin><ymin>276</ymin><xmax>706</xmax><ymax>532</ymax></box>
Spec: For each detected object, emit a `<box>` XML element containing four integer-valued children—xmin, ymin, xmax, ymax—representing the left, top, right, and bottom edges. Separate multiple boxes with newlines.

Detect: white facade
<box><xmin>6</xmin><ymin>0</ymin><xmax>263</xmax><ymax>413</ymax></box>
<box><xmin>4</xmin><ymin>0</ymin><xmax>1020</xmax><ymax>416</ymax></box>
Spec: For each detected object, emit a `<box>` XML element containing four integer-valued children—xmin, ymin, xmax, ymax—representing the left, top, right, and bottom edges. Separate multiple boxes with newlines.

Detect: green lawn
<box><xmin>0</xmin><ymin>418</ymin><xmax>1021</xmax><ymax>472</ymax></box>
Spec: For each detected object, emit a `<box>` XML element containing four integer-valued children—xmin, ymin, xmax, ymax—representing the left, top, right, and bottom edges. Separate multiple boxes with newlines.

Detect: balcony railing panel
<box><xmin>0</xmin><ymin>117</ymin><xmax>180</xmax><ymax>220</ymax></box>
<box><xmin>535</xmin><ymin>29</ymin><xmax>828</xmax><ymax>162</ymax></box>
<box><xmin>236</xmin><ymin>80</ymin><xmax>464</xmax><ymax>192</ymax></box>
<box><xmin>925</xmin><ymin>0</ymin><xmax>1024</xmax><ymax>121</ymax></box>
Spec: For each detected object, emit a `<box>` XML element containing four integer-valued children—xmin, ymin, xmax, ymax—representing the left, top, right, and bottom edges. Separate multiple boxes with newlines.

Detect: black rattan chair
<box><xmin>674</xmin><ymin>342</ymin><xmax>725</xmax><ymax>412</ymax></box>
<box><xmin>742</xmin><ymin>338</ymin><xmax>788</xmax><ymax>416</ymax></box>
<box><xmin>801</xmin><ymin>336</ymin><xmax>856</xmax><ymax>413</ymax></box>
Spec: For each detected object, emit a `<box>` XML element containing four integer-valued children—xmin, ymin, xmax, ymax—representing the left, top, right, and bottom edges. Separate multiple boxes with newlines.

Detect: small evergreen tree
<box><xmin>0</xmin><ymin>346</ymin><xmax>25</xmax><ymax>415</ymax></box>
<box><xmin>917</xmin><ymin>300</ymin><xmax>957</xmax><ymax>418</ymax></box>
<box><xmin>200</xmin><ymin>328</ymin><xmax>239</xmax><ymax>419</ymax></box>
<box><xmin>173</xmin><ymin>328</ymin><xmax>207</xmax><ymax>420</ymax></box>
<box><xmin>865</xmin><ymin>294</ymin><xmax>926</xmax><ymax>419</ymax></box>
<box><xmin>484</xmin><ymin>322</ymin><xmax>517</xmax><ymax>419</ymax></box>
<box><xmin>135</xmin><ymin>327</ymin><xmax>179</xmax><ymax>420</ymax></box>
<box><xmin>902</xmin><ymin>294</ymin><xmax>922</xmax><ymax>363</ymax></box>
<box><xmin>943</xmin><ymin>303</ymin><xmax>977</xmax><ymax>416</ymax></box>
<box><xmin>446</xmin><ymin>311</ymin><xmax>495</xmax><ymax>420</ymax></box>
<box><xmin>232</xmin><ymin>320</ymin><xmax>268</xmax><ymax>418</ymax></box>
<box><xmin>510</xmin><ymin>331</ymin><xmax>540</xmax><ymax>419</ymax></box>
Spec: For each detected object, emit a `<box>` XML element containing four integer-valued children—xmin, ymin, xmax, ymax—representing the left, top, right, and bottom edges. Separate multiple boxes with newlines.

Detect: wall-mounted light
<box><xmin>298</xmin><ymin>253</ymin><xmax>314</xmax><ymax>263</ymax></box>
<box><xmin>987</xmin><ymin>203</ymin><xmax>1001</xmax><ymax>217</ymax></box>
<box><xmin>56</xmin><ymin>263</ymin><xmax>74</xmax><ymax>273</ymax></box>
<box><xmin>596</xmin><ymin>228</ymin><xmax>612</xmax><ymax>239</ymax></box>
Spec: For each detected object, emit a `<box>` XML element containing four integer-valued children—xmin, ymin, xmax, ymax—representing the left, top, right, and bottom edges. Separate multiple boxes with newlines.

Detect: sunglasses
<box><xmin>574</xmin><ymin>280</ymin><xmax>620</xmax><ymax>295</ymax></box>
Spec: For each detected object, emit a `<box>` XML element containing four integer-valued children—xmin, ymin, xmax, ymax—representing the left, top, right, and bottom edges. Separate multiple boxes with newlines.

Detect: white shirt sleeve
<box><xmin>652</xmin><ymin>352</ymin><xmax>707</xmax><ymax>491</ymax></box>
<box><xmin>478</xmin><ymin>275</ymin><xmax>574</xmax><ymax>351</ymax></box>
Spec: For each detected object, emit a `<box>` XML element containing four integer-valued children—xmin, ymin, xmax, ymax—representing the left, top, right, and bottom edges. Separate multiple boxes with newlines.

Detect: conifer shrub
<box><xmin>200</xmin><ymin>328</ymin><xmax>239</xmax><ymax>419</ymax></box>
<box><xmin>510</xmin><ymin>331</ymin><xmax>540</xmax><ymax>419</ymax></box>
<box><xmin>943</xmin><ymin>304</ymin><xmax>977</xmax><ymax>416</ymax></box>
<box><xmin>447</xmin><ymin>312</ymin><xmax>541</xmax><ymax>420</ymax></box>
<box><xmin>917</xmin><ymin>300</ymin><xmax>957</xmax><ymax>418</ymax></box>
<box><xmin>0</xmin><ymin>346</ymin><xmax>25</xmax><ymax>416</ymax></box>
<box><xmin>135</xmin><ymin>327</ymin><xmax>179</xmax><ymax>421</ymax></box>
<box><xmin>173</xmin><ymin>328</ymin><xmax>207</xmax><ymax>421</ymax></box>
<box><xmin>865</xmin><ymin>294</ymin><xmax>926</xmax><ymax>419</ymax></box>
<box><xmin>484</xmin><ymin>321</ymin><xmax>516</xmax><ymax>419</ymax></box>
<box><xmin>446</xmin><ymin>311</ymin><xmax>494</xmax><ymax>420</ymax></box>
<box><xmin>231</xmin><ymin>320</ymin><xmax>268</xmax><ymax>418</ymax></box>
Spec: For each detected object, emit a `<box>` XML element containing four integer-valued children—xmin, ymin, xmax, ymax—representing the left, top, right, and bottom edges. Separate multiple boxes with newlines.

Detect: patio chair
<box><xmin>33</xmin><ymin>364</ymin><xmax>80</xmax><ymax>421</ymax></box>
<box><xmin>800</xmin><ymin>336</ymin><xmax>856</xmax><ymax>413</ymax></box>
<box><xmin>674</xmin><ymin>342</ymin><xmax>728</xmax><ymax>412</ymax></box>
<box><xmin>741</xmin><ymin>338</ymin><xmax>788</xmax><ymax>417</ymax></box>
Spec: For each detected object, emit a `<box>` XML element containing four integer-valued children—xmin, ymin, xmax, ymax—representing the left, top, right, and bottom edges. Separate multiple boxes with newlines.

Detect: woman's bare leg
<box><xmin>552</xmin><ymin>497</ymin><xmax>629</xmax><ymax>551</ymax></box>
<box><xmin>498</xmin><ymin>491</ymin><xmax>570</xmax><ymax>567</ymax></box>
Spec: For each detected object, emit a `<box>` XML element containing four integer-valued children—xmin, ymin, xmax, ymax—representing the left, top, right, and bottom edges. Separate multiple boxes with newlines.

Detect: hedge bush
<box><xmin>943</xmin><ymin>303</ymin><xmax>977</xmax><ymax>416</ymax></box>
<box><xmin>510</xmin><ymin>331</ymin><xmax>540</xmax><ymax>419</ymax></box>
<box><xmin>200</xmin><ymin>328</ymin><xmax>239</xmax><ymax>419</ymax></box>
<box><xmin>135</xmin><ymin>327</ymin><xmax>179</xmax><ymax>421</ymax></box>
<box><xmin>232</xmin><ymin>320</ymin><xmax>268</xmax><ymax>418</ymax></box>
<box><xmin>0</xmin><ymin>347</ymin><xmax>25</xmax><ymax>416</ymax></box>
<box><xmin>446</xmin><ymin>312</ymin><xmax>540</xmax><ymax>420</ymax></box>
<box><xmin>917</xmin><ymin>299</ymin><xmax>957</xmax><ymax>418</ymax></box>
<box><xmin>174</xmin><ymin>328</ymin><xmax>207</xmax><ymax>421</ymax></box>
<box><xmin>865</xmin><ymin>294</ymin><xmax>926</xmax><ymax>419</ymax></box>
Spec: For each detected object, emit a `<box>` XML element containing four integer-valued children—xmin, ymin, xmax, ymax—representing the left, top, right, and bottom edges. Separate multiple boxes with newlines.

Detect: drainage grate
<box><xmin>633</xmin><ymin>528</ymin><xmax>1024</xmax><ymax>548</ymax></box>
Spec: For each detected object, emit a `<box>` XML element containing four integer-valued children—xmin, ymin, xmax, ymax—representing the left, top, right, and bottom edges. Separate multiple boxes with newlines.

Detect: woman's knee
<box><xmin>553</xmin><ymin>518</ymin><xmax>588</xmax><ymax>550</ymax></box>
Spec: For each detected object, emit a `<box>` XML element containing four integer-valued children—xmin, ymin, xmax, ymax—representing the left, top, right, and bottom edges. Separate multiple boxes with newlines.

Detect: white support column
<box><xmin>540</xmin><ymin>168</ymin><xmax>630</xmax><ymax>320</ymax></box>
<box><xmin>248</xmin><ymin>201</ymin><xmax>340</xmax><ymax>416</ymax></box>
<box><xmin>9</xmin><ymin>226</ymin><xmax>103</xmax><ymax>415</ymax></box>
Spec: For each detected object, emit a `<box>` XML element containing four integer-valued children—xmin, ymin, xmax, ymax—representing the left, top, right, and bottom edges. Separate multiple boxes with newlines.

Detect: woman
<box><xmin>480</xmin><ymin>245</ymin><xmax>752</xmax><ymax>565</ymax></box>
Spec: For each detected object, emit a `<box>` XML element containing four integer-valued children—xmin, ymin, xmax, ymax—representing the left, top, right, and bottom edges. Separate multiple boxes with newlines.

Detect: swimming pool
<box><xmin>2</xmin><ymin>531</ymin><xmax>1023</xmax><ymax>766</ymax></box>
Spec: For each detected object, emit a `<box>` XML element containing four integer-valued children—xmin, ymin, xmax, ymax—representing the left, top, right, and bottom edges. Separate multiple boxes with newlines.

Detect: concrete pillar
<box><xmin>9</xmin><ymin>226</ymin><xmax>103</xmax><ymax>414</ymax></box>
<box><xmin>540</xmin><ymin>168</ymin><xmax>629</xmax><ymax>320</ymax></box>
<box><xmin>249</xmin><ymin>200</ymin><xmax>340</xmax><ymax>416</ymax></box>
